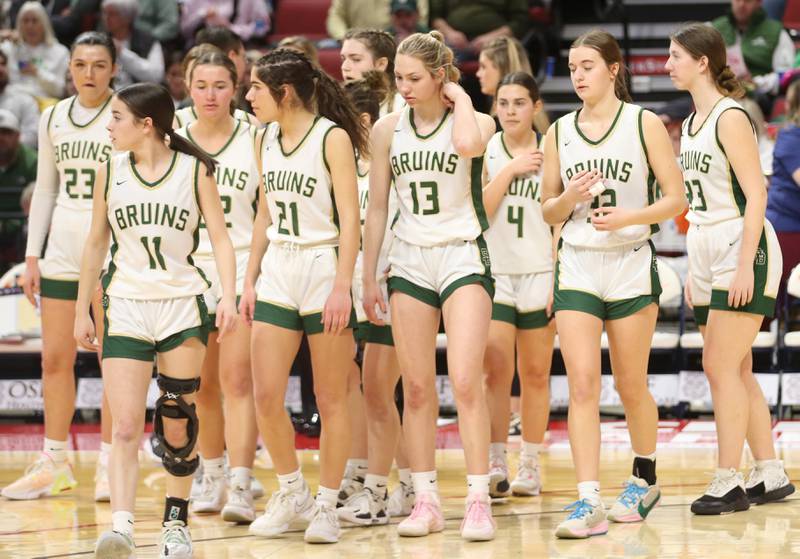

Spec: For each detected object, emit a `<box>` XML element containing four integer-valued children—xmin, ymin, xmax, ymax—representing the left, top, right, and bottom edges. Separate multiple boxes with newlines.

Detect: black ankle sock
<box><xmin>633</xmin><ymin>457</ymin><xmax>657</xmax><ymax>486</ymax></box>
<box><xmin>163</xmin><ymin>496</ymin><xmax>189</xmax><ymax>525</ymax></box>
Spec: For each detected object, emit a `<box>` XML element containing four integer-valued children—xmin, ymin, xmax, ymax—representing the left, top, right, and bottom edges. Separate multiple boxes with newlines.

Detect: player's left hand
<box><xmin>323</xmin><ymin>284</ymin><xmax>352</xmax><ymax>336</ymax></box>
<box><xmin>590</xmin><ymin>206</ymin><xmax>631</xmax><ymax>231</ymax></box>
<box><xmin>215</xmin><ymin>296</ymin><xmax>238</xmax><ymax>340</ymax></box>
<box><xmin>728</xmin><ymin>266</ymin><xmax>754</xmax><ymax>308</ymax></box>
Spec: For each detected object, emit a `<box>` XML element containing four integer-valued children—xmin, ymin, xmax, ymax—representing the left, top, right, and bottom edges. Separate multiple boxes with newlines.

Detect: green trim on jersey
<box><xmin>129</xmin><ymin>151</ymin><xmax>178</xmax><ymax>189</ymax></box>
<box><xmin>500</xmin><ymin>132</ymin><xmax>514</xmax><ymax>159</ymax></box>
<box><xmin>186</xmin><ymin>119</ymin><xmax>242</xmax><ymax>157</ymax></box>
<box><xmin>471</xmin><ymin>156</ymin><xmax>490</xmax><ymax>231</ymax></box>
<box><xmin>190</xmin><ymin>160</ymin><xmax>212</xmax><ymax>290</ymax></box>
<box><xmin>366</xmin><ymin>324</ymin><xmax>394</xmax><ymax>346</ymax></box>
<box><xmin>554</xmin><ymin>119</ymin><xmax>560</xmax><ymax>153</ymax></box>
<box><xmin>40</xmin><ymin>277</ymin><xmax>79</xmax><ymax>300</ymax></box>
<box><xmin>408</xmin><ymin>108</ymin><xmax>451</xmax><ymax>140</ymax></box>
<box><xmin>715</xmin><ymin>107</ymin><xmax>752</xmax><ymax>217</ymax></box>
<box><xmin>46</xmin><ymin>104</ymin><xmax>57</xmax><ymax>135</ymax></box>
<box><xmin>638</xmin><ymin>109</ymin><xmax>661</xmax><ymax>236</ymax></box>
<box><xmin>103</xmin><ymin>159</ymin><xmax>112</xmax><ymax>201</ymax></box>
<box><xmin>321</xmin><ymin>124</ymin><xmax>341</xmax><ymax>176</ymax></box>
<box><xmin>686</xmin><ymin>96</ymin><xmax>725</xmax><ymax>137</ymax></box>
<box><xmin>574</xmin><ymin>101</ymin><xmax>624</xmax><ymax>146</ymax></box>
<box><xmin>278</xmin><ymin>115</ymin><xmax>321</xmax><ymax>157</ymax></box>
<box><xmin>67</xmin><ymin>94</ymin><xmax>113</xmax><ymax>129</ymax></box>
<box><xmin>101</xmin><ymin>228</ymin><xmax>120</xmax><ymax>292</ymax></box>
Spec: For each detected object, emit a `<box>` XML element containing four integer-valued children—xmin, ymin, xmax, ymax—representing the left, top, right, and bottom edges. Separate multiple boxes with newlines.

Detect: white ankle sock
<box><xmin>347</xmin><ymin>459</ymin><xmax>368</xmax><ymax>478</ymax></box>
<box><xmin>755</xmin><ymin>459</ymin><xmax>780</xmax><ymax>469</ymax></box>
<box><xmin>364</xmin><ymin>474</ymin><xmax>388</xmax><ymax>494</ymax></box>
<box><xmin>43</xmin><ymin>438</ymin><xmax>67</xmax><ymax>463</ymax></box>
<box><xmin>521</xmin><ymin>441</ymin><xmax>543</xmax><ymax>461</ymax></box>
<box><xmin>466</xmin><ymin>474</ymin><xmax>490</xmax><ymax>497</ymax></box>
<box><xmin>489</xmin><ymin>442</ymin><xmax>507</xmax><ymax>460</ymax></box>
<box><xmin>635</xmin><ymin>451</ymin><xmax>656</xmax><ymax>461</ymax></box>
<box><xmin>99</xmin><ymin>442</ymin><xmax>112</xmax><ymax>467</ymax></box>
<box><xmin>316</xmin><ymin>485</ymin><xmax>338</xmax><ymax>507</ymax></box>
<box><xmin>412</xmin><ymin>471</ymin><xmax>438</xmax><ymax>496</ymax></box>
<box><xmin>277</xmin><ymin>469</ymin><xmax>304</xmax><ymax>492</ymax></box>
<box><xmin>577</xmin><ymin>481</ymin><xmax>601</xmax><ymax>505</ymax></box>
<box><xmin>112</xmin><ymin>510</ymin><xmax>134</xmax><ymax>537</ymax></box>
<box><xmin>229</xmin><ymin>467</ymin><xmax>252</xmax><ymax>490</ymax></box>
<box><xmin>202</xmin><ymin>456</ymin><xmax>225</xmax><ymax>478</ymax></box>
<box><xmin>398</xmin><ymin>468</ymin><xmax>412</xmax><ymax>487</ymax></box>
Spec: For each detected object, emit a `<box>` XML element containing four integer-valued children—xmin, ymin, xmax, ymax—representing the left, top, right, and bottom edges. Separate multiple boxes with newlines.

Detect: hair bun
<box><xmin>428</xmin><ymin>30</ymin><xmax>446</xmax><ymax>44</ymax></box>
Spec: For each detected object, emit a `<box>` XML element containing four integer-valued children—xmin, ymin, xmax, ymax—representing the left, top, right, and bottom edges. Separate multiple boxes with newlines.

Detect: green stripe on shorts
<box><xmin>517</xmin><ymin>309</ymin><xmax>550</xmax><ymax>329</ymax></box>
<box><xmin>441</xmin><ymin>274</ymin><xmax>494</xmax><ymax>305</ymax></box>
<box><xmin>354</xmin><ymin>320</ymin><xmax>371</xmax><ymax>342</ymax></box>
<box><xmin>254</xmin><ymin>301</ymin><xmax>303</xmax><ymax>330</ymax></box>
<box><xmin>388</xmin><ymin>276</ymin><xmax>440</xmax><ymax>308</ymax></box>
<box><xmin>40</xmin><ymin>277</ymin><xmax>78</xmax><ymax>300</ymax></box>
<box><xmin>492</xmin><ymin>302</ymin><xmax>517</xmax><ymax>325</ymax></box>
<box><xmin>303</xmin><ymin>308</ymin><xmax>357</xmax><ymax>336</ymax></box>
<box><xmin>366</xmin><ymin>324</ymin><xmax>394</xmax><ymax>346</ymax></box>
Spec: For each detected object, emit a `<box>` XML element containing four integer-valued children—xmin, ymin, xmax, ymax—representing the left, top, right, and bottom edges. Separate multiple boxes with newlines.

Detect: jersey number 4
<box><xmin>508</xmin><ymin>206</ymin><xmax>524</xmax><ymax>238</ymax></box>
<box><xmin>140</xmin><ymin>236</ymin><xmax>167</xmax><ymax>270</ymax></box>
<box><xmin>410</xmin><ymin>181</ymin><xmax>440</xmax><ymax>215</ymax></box>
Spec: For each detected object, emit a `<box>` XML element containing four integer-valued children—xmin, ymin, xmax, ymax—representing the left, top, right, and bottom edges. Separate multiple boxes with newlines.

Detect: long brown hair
<box><xmin>344</xmin><ymin>28</ymin><xmax>398</xmax><ymax>104</ymax></box>
<box><xmin>571</xmin><ymin>29</ymin><xmax>631</xmax><ymax>102</ymax></box>
<box><xmin>116</xmin><ymin>83</ymin><xmax>217</xmax><ymax>175</ymax></box>
<box><xmin>670</xmin><ymin>22</ymin><xmax>745</xmax><ymax>99</ymax></box>
<box><xmin>344</xmin><ymin>70</ymin><xmax>390</xmax><ymax>125</ymax></box>
<box><xmin>253</xmin><ymin>48</ymin><xmax>369</xmax><ymax>157</ymax></box>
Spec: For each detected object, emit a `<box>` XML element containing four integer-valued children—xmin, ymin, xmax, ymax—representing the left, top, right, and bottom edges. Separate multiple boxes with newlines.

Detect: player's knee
<box><xmin>404</xmin><ymin>379</ymin><xmax>435</xmax><ymax>411</ymax></box>
<box><xmin>153</xmin><ymin>374</ymin><xmax>201</xmax><ymax>477</ymax></box>
<box><xmin>113</xmin><ymin>416</ymin><xmax>142</xmax><ymax>445</ymax></box>
<box><xmin>222</xmin><ymin>366</ymin><xmax>253</xmax><ymax>399</ymax></box>
<box><xmin>364</xmin><ymin>385</ymin><xmax>396</xmax><ymax>422</ymax></box>
<box><xmin>450</xmin><ymin>372</ymin><xmax>482</xmax><ymax>407</ymax></box>
<box><xmin>568</xmin><ymin>375</ymin><xmax>600</xmax><ymax>406</ymax></box>
<box><xmin>314</xmin><ymin>386</ymin><xmax>348</xmax><ymax>417</ymax></box>
<box><xmin>519</xmin><ymin>362</ymin><xmax>550</xmax><ymax>391</ymax></box>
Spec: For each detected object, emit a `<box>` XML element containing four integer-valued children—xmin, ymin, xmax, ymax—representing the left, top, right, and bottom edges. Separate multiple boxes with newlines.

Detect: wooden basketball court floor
<box><xmin>2</xmin><ymin>422</ymin><xmax>800</xmax><ymax>559</ymax></box>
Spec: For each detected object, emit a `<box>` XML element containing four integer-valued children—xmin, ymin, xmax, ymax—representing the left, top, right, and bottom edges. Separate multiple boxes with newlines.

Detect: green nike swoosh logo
<box><xmin>637</xmin><ymin>489</ymin><xmax>660</xmax><ymax>518</ymax></box>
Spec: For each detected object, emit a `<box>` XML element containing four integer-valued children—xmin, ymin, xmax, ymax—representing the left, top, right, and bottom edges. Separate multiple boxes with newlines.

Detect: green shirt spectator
<box><xmin>712</xmin><ymin>2</ymin><xmax>795</xmax><ymax>94</ymax></box>
<box><xmin>431</xmin><ymin>0</ymin><xmax>529</xmax><ymax>52</ymax></box>
<box><xmin>0</xmin><ymin>110</ymin><xmax>35</xmax><ymax>239</ymax></box>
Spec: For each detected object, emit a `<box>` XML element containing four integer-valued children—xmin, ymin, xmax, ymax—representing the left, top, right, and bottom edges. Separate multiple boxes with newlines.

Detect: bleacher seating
<box><xmin>268</xmin><ymin>0</ymin><xmax>332</xmax><ymax>43</ymax></box>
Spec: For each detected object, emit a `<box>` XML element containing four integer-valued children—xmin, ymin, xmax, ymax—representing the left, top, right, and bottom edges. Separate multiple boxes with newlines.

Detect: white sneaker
<box><xmin>249</xmin><ymin>485</ymin><xmax>316</xmax><ymax>537</ymax></box>
<box><xmin>397</xmin><ymin>492</ymin><xmax>445</xmax><ymax>537</ymax></box>
<box><xmin>189</xmin><ymin>463</ymin><xmax>204</xmax><ymax>499</ymax></box>
<box><xmin>304</xmin><ymin>502</ymin><xmax>341</xmax><ymax>543</ymax></box>
<box><xmin>387</xmin><ymin>482</ymin><xmax>415</xmax><ymax>517</ymax></box>
<box><xmin>460</xmin><ymin>493</ymin><xmax>496</xmax><ymax>541</ymax></box>
<box><xmin>489</xmin><ymin>456</ymin><xmax>511</xmax><ymax>498</ymax></box>
<box><xmin>555</xmin><ymin>499</ymin><xmax>608</xmax><ymax>539</ymax></box>
<box><xmin>337</xmin><ymin>471</ymin><xmax>365</xmax><ymax>507</ymax></box>
<box><xmin>190</xmin><ymin>474</ymin><xmax>227</xmax><ymax>513</ymax></box>
<box><xmin>337</xmin><ymin>487</ymin><xmax>389</xmax><ymax>525</ymax></box>
<box><xmin>94</xmin><ymin>462</ymin><xmax>110</xmax><ymax>503</ymax></box>
<box><xmin>746</xmin><ymin>461</ymin><xmax>796</xmax><ymax>505</ymax></box>
<box><xmin>159</xmin><ymin>520</ymin><xmax>192</xmax><ymax>559</ymax></box>
<box><xmin>94</xmin><ymin>530</ymin><xmax>135</xmax><ymax>559</ymax></box>
<box><xmin>222</xmin><ymin>484</ymin><xmax>255</xmax><ymax>523</ymax></box>
<box><xmin>251</xmin><ymin>476</ymin><xmax>265</xmax><ymax>500</ymax></box>
<box><xmin>511</xmin><ymin>458</ymin><xmax>541</xmax><ymax>496</ymax></box>
<box><xmin>607</xmin><ymin>476</ymin><xmax>660</xmax><ymax>523</ymax></box>
<box><xmin>1</xmin><ymin>453</ymin><xmax>77</xmax><ymax>500</ymax></box>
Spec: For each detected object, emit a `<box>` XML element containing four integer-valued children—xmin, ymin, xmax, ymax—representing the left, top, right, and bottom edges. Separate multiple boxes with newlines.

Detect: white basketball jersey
<box><xmin>47</xmin><ymin>95</ymin><xmax>114</xmax><ymax>212</ymax></box>
<box><xmin>176</xmin><ymin>121</ymin><xmax>259</xmax><ymax>255</ymax></box>
<box><xmin>259</xmin><ymin>116</ymin><xmax>341</xmax><ymax>247</ymax></box>
<box><xmin>102</xmin><ymin>152</ymin><xmax>210</xmax><ymax>299</ymax></box>
<box><xmin>174</xmin><ymin>106</ymin><xmax>254</xmax><ymax>128</ymax></box>
<box><xmin>484</xmin><ymin>132</ymin><xmax>552</xmax><ymax>274</ymax></box>
<box><xmin>680</xmin><ymin>97</ymin><xmax>750</xmax><ymax>226</ymax></box>
<box><xmin>390</xmin><ymin>107</ymin><xmax>487</xmax><ymax>246</ymax></box>
<box><xmin>556</xmin><ymin>102</ymin><xmax>658</xmax><ymax>248</ymax></box>
<box><xmin>356</xmin><ymin>160</ymin><xmax>398</xmax><ymax>272</ymax></box>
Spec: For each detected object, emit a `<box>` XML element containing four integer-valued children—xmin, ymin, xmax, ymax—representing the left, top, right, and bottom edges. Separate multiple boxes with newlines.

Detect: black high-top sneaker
<box><xmin>745</xmin><ymin>461</ymin><xmax>796</xmax><ymax>505</ymax></box>
<box><xmin>691</xmin><ymin>469</ymin><xmax>750</xmax><ymax>515</ymax></box>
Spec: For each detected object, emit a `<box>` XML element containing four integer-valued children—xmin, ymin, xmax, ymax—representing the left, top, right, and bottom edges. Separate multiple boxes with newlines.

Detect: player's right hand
<box><xmin>363</xmin><ymin>278</ymin><xmax>387</xmax><ymax>326</ymax></box>
<box><xmin>238</xmin><ymin>284</ymin><xmax>256</xmax><ymax>326</ymax></box>
<box><xmin>564</xmin><ymin>169</ymin><xmax>599</xmax><ymax>205</ymax></box>
<box><xmin>74</xmin><ymin>314</ymin><xmax>99</xmax><ymax>352</ymax></box>
<box><xmin>22</xmin><ymin>257</ymin><xmax>40</xmax><ymax>308</ymax></box>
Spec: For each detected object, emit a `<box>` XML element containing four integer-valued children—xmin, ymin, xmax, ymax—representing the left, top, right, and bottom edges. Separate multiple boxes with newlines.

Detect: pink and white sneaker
<box><xmin>460</xmin><ymin>493</ymin><xmax>496</xmax><ymax>541</ymax></box>
<box><xmin>397</xmin><ymin>492</ymin><xmax>445</xmax><ymax>537</ymax></box>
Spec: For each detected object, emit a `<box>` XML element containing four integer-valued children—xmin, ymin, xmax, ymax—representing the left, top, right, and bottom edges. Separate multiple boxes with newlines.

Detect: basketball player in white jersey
<box><xmin>241</xmin><ymin>49</ymin><xmax>365</xmax><ymax>544</ymax></box>
<box><xmin>340</xmin><ymin>29</ymin><xmax>406</xmax><ymax>116</ymax></box>
<box><xmin>667</xmin><ymin>22</ymin><xmax>794</xmax><ymax>515</ymax></box>
<box><xmin>74</xmin><ymin>83</ymin><xmax>237</xmax><ymax>559</ymax></box>
<box><xmin>363</xmin><ymin>31</ymin><xmax>497</xmax><ymax>541</ymax></box>
<box><xmin>175</xmin><ymin>51</ymin><xmax>262</xmax><ymax>522</ymax></box>
<box><xmin>541</xmin><ymin>30</ymin><xmax>686</xmax><ymax>538</ymax></box>
<box><xmin>481</xmin><ymin>72</ymin><xmax>557</xmax><ymax>499</ymax></box>
<box><xmin>4</xmin><ymin>32</ymin><xmax>116</xmax><ymax>503</ymax></box>
<box><xmin>336</xmin><ymin>72</ymin><xmax>416</xmax><ymax>525</ymax></box>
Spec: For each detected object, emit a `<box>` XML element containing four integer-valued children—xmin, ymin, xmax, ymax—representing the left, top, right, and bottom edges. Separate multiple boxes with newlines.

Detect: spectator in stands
<box><xmin>712</xmin><ymin>0</ymin><xmax>795</xmax><ymax>112</ymax></box>
<box><xmin>181</xmin><ymin>0</ymin><xmax>271</xmax><ymax>45</ymax></box>
<box><xmin>164</xmin><ymin>51</ymin><xmax>188</xmax><ymax>108</ymax></box>
<box><xmin>386</xmin><ymin>0</ymin><xmax>428</xmax><ymax>42</ymax></box>
<box><xmin>134</xmin><ymin>0</ymin><xmax>180</xmax><ymax>46</ymax></box>
<box><xmin>100</xmin><ymin>0</ymin><xmax>164</xmax><ymax>88</ymax></box>
<box><xmin>0</xmin><ymin>50</ymin><xmax>39</xmax><ymax>148</ymax></box>
<box><xmin>0</xmin><ymin>110</ymin><xmax>36</xmax><ymax>209</ymax></box>
<box><xmin>47</xmin><ymin>0</ymin><xmax>102</xmax><ymax>46</ymax></box>
<box><xmin>278</xmin><ymin>36</ymin><xmax>320</xmax><ymax>66</ymax></box>
<box><xmin>0</xmin><ymin>110</ymin><xmax>35</xmax><ymax>271</ymax></box>
<box><xmin>326</xmin><ymin>0</ymin><xmax>429</xmax><ymax>41</ymax></box>
<box><xmin>1</xmin><ymin>2</ymin><xmax>70</xmax><ymax>101</ymax></box>
<box><xmin>430</xmin><ymin>0</ymin><xmax>530</xmax><ymax>55</ymax></box>
<box><xmin>767</xmin><ymin>80</ymin><xmax>800</xmax><ymax>309</ymax></box>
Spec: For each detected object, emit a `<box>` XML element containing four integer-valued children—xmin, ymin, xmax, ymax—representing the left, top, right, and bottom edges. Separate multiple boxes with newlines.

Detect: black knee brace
<box><xmin>153</xmin><ymin>374</ymin><xmax>201</xmax><ymax>477</ymax></box>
